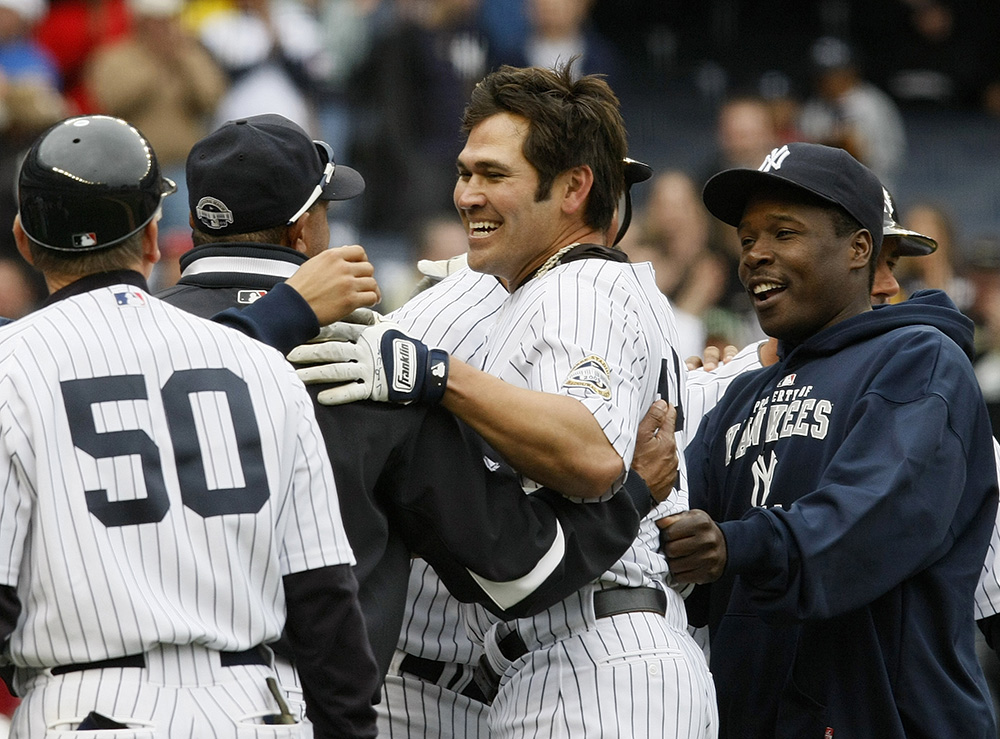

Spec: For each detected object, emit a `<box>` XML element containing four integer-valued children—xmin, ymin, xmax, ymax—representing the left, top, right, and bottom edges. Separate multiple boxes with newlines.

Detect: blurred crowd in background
<box><xmin>0</xmin><ymin>0</ymin><xmax>998</xmax><ymax>727</ymax></box>
<box><xmin>0</xmin><ymin>0</ymin><xmax>999</xmax><ymax>396</ymax></box>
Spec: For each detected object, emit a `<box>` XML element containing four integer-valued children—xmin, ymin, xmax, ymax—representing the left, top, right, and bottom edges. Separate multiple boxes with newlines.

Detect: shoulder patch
<box><xmin>563</xmin><ymin>355</ymin><xmax>612</xmax><ymax>400</ymax></box>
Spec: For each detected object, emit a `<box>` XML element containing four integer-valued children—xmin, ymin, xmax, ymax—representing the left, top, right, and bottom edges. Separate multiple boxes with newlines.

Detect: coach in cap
<box><xmin>662</xmin><ymin>142</ymin><xmax>997</xmax><ymax>738</ymax></box>
<box><xmin>159</xmin><ymin>113</ymin><xmax>369</xmax><ymax>314</ymax></box>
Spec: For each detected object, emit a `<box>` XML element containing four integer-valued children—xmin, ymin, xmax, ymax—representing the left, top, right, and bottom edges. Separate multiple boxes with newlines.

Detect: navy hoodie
<box><xmin>687</xmin><ymin>290</ymin><xmax>998</xmax><ymax>738</ymax></box>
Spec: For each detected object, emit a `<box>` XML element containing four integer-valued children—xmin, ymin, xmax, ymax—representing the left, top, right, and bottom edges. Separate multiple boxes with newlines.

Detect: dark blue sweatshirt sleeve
<box><xmin>720</xmin><ymin>338</ymin><xmax>997</xmax><ymax>621</ymax></box>
<box><xmin>212</xmin><ymin>283</ymin><xmax>319</xmax><ymax>355</ymax></box>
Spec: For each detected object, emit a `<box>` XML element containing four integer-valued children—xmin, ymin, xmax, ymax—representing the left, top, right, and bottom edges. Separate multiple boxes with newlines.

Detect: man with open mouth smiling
<box><xmin>662</xmin><ymin>142</ymin><xmax>998</xmax><ymax>738</ymax></box>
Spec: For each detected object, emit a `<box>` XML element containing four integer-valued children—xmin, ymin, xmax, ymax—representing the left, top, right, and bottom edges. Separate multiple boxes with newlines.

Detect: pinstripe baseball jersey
<box><xmin>685</xmin><ymin>339</ymin><xmax>1000</xmax><ymax>620</ymax></box>
<box><xmin>0</xmin><ymin>275</ymin><xmax>354</xmax><ymax>671</ymax></box>
<box><xmin>387</xmin><ymin>267</ymin><xmax>506</xmax><ymax>667</ymax></box>
<box><xmin>465</xmin><ymin>256</ymin><xmax>691</xmax><ymax>647</ymax></box>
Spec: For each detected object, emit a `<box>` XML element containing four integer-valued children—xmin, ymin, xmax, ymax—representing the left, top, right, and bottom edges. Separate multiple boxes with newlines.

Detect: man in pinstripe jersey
<box><xmin>298</xmin><ymin>62</ymin><xmax>718</xmax><ymax>738</ymax></box>
<box><xmin>163</xmin><ymin>111</ymin><xmax>671</xmax><ymax>697</ymax></box>
<box><xmin>0</xmin><ymin>116</ymin><xmax>380</xmax><ymax>737</ymax></box>
<box><xmin>371</xmin><ymin>254</ymin><xmax>681</xmax><ymax>739</ymax></box>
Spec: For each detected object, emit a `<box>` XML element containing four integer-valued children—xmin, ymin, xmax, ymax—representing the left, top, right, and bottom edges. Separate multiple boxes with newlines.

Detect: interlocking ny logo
<box><xmin>759</xmin><ymin>145</ymin><xmax>790</xmax><ymax>172</ymax></box>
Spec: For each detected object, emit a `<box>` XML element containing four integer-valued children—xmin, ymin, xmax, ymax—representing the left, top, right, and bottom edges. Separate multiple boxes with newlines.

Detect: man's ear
<box><xmin>559</xmin><ymin>165</ymin><xmax>594</xmax><ymax>217</ymax></box>
<box><xmin>849</xmin><ymin>229</ymin><xmax>875</xmax><ymax>271</ymax></box>
<box><xmin>285</xmin><ymin>212</ymin><xmax>309</xmax><ymax>254</ymax></box>
<box><xmin>142</xmin><ymin>218</ymin><xmax>161</xmax><ymax>268</ymax></box>
<box><xmin>12</xmin><ymin>215</ymin><xmax>33</xmax><ymax>266</ymax></box>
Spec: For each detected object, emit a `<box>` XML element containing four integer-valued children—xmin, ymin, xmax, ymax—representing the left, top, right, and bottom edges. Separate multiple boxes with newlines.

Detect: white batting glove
<box><xmin>417</xmin><ymin>252</ymin><xmax>468</xmax><ymax>280</ymax></box>
<box><xmin>412</xmin><ymin>253</ymin><xmax>469</xmax><ymax>296</ymax></box>
<box><xmin>310</xmin><ymin>307</ymin><xmax>384</xmax><ymax>344</ymax></box>
<box><xmin>289</xmin><ymin>322</ymin><xmax>449</xmax><ymax>406</ymax></box>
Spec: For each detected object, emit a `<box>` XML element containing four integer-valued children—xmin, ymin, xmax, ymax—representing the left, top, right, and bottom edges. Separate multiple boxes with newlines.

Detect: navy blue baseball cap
<box><xmin>702</xmin><ymin>142</ymin><xmax>884</xmax><ymax>250</ymax></box>
<box><xmin>187</xmin><ymin>114</ymin><xmax>365</xmax><ymax>235</ymax></box>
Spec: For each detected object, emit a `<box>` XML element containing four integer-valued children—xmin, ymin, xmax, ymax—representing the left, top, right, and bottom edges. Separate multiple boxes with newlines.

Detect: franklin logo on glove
<box><xmin>289</xmin><ymin>321</ymin><xmax>450</xmax><ymax>405</ymax></box>
<box><xmin>392</xmin><ymin>338</ymin><xmax>416</xmax><ymax>393</ymax></box>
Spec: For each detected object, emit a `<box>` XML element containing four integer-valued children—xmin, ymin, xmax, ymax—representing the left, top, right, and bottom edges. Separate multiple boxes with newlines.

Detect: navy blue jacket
<box><xmin>687</xmin><ymin>290</ymin><xmax>998</xmax><ymax>738</ymax></box>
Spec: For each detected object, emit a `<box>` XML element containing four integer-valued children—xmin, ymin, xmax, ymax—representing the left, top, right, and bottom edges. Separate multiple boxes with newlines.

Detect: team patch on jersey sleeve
<box><xmin>562</xmin><ymin>355</ymin><xmax>612</xmax><ymax>399</ymax></box>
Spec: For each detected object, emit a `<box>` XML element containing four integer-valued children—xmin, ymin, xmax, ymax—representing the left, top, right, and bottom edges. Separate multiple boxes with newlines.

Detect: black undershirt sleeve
<box><xmin>282</xmin><ymin>565</ymin><xmax>378</xmax><ymax>739</ymax></box>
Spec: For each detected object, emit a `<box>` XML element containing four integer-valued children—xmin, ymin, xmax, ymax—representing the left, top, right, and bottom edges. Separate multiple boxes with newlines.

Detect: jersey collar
<box><xmin>177</xmin><ymin>243</ymin><xmax>306</xmax><ymax>289</ymax></box>
<box><xmin>43</xmin><ymin>270</ymin><xmax>149</xmax><ymax>308</ymax></box>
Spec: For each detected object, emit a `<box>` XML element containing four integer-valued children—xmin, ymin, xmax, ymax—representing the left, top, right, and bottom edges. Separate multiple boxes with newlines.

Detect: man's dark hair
<box><xmin>461</xmin><ymin>61</ymin><xmax>627</xmax><ymax>234</ymax></box>
<box><xmin>192</xmin><ymin>225</ymin><xmax>289</xmax><ymax>247</ymax></box>
<box><xmin>27</xmin><ymin>231</ymin><xmax>146</xmax><ymax>278</ymax></box>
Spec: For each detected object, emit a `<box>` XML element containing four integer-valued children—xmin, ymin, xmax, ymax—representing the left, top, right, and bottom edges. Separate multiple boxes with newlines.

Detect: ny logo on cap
<box><xmin>759</xmin><ymin>145</ymin><xmax>791</xmax><ymax>173</ymax></box>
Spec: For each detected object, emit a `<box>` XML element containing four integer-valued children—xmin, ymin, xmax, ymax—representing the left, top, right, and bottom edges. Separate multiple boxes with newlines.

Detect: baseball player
<box><xmin>663</xmin><ymin>142</ymin><xmax>997</xmax><ymax>737</ymax></box>
<box><xmin>298</xmin><ymin>63</ymin><xmax>717</xmax><ymax>738</ymax></box>
<box><xmin>0</xmin><ymin>115</ymin><xmax>378</xmax><ymax>737</ymax></box>
<box><xmin>369</xmin><ymin>157</ymin><xmax>677</xmax><ymax>739</ymax></box>
<box><xmin>158</xmin><ymin>113</ymin><xmax>666</xmax><ymax>682</ymax></box>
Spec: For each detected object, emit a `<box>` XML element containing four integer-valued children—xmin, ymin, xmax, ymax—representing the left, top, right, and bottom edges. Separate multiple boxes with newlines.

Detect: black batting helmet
<box><xmin>18</xmin><ymin>115</ymin><xmax>176</xmax><ymax>252</ymax></box>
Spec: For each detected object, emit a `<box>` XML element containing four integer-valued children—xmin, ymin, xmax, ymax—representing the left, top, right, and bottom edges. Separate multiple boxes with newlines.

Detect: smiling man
<box><xmin>662</xmin><ymin>142</ymin><xmax>998</xmax><ymax>738</ymax></box>
<box><xmin>298</xmin><ymin>63</ymin><xmax>718</xmax><ymax>738</ymax></box>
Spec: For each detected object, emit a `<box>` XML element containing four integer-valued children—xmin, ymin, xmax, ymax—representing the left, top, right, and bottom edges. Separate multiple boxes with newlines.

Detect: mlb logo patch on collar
<box><xmin>777</xmin><ymin>373</ymin><xmax>797</xmax><ymax>388</ymax></box>
<box><xmin>238</xmin><ymin>289</ymin><xmax>268</xmax><ymax>304</ymax></box>
<box><xmin>563</xmin><ymin>355</ymin><xmax>612</xmax><ymax>400</ymax></box>
<box><xmin>114</xmin><ymin>289</ymin><xmax>146</xmax><ymax>306</ymax></box>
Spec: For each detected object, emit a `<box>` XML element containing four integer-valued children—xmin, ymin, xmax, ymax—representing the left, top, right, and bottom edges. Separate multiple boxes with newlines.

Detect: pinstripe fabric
<box><xmin>0</xmin><ymin>283</ymin><xmax>350</xmax><ymax>735</ymax></box>
<box><xmin>459</xmin><ymin>259</ymin><xmax>714</xmax><ymax>739</ymax></box>
<box><xmin>377</xmin><ymin>269</ymin><xmax>504</xmax><ymax>737</ymax></box>
<box><xmin>488</xmin><ymin>612</ymin><xmax>717</xmax><ymax>739</ymax></box>
<box><xmin>12</xmin><ymin>645</ymin><xmax>310</xmax><ymax>738</ymax></box>
<box><xmin>685</xmin><ymin>339</ymin><xmax>1000</xmax><ymax>621</ymax></box>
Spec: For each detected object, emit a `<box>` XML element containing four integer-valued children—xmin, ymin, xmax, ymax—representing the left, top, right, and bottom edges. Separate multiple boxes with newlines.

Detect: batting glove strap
<box><xmin>377</xmin><ymin>329</ymin><xmax>450</xmax><ymax>404</ymax></box>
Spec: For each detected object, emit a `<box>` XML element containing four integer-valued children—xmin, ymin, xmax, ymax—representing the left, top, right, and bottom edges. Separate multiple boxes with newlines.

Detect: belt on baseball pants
<box><xmin>473</xmin><ymin>586</ymin><xmax>668</xmax><ymax>704</ymax></box>
<box><xmin>50</xmin><ymin>645</ymin><xmax>269</xmax><ymax>676</ymax></box>
<box><xmin>398</xmin><ymin>654</ymin><xmax>489</xmax><ymax>703</ymax></box>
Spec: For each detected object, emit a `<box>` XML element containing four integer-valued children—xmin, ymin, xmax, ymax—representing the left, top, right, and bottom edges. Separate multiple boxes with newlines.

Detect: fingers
<box><xmin>417</xmin><ymin>253</ymin><xmax>468</xmax><ymax>279</ymax></box>
<box><xmin>636</xmin><ymin>399</ymin><xmax>668</xmax><ymax>440</ymax></box>
<box><xmin>340</xmin><ymin>307</ymin><xmax>382</xmax><ymax>326</ymax></box>
<box><xmin>287</xmin><ymin>341</ymin><xmax>361</xmax><ymax>365</ymax></box>
<box><xmin>631</xmin><ymin>401</ymin><xmax>679</xmax><ymax>504</ymax></box>
<box><xmin>659</xmin><ymin>510</ymin><xmax>727</xmax><ymax>584</ymax></box>
<box><xmin>311</xmin><ymin>322</ymin><xmax>367</xmax><ymax>343</ymax></box>
<box><xmin>295</xmin><ymin>362</ymin><xmax>364</xmax><ymax>385</ymax></box>
<box><xmin>685</xmin><ymin>355</ymin><xmax>703</xmax><ymax>371</ymax></box>
<box><xmin>316</xmin><ymin>382</ymin><xmax>369</xmax><ymax>406</ymax></box>
<box><xmin>700</xmin><ymin>345</ymin><xmax>722</xmax><ymax>372</ymax></box>
<box><xmin>721</xmin><ymin>345</ymin><xmax>739</xmax><ymax>363</ymax></box>
<box><xmin>660</xmin><ymin>404</ymin><xmax>677</xmax><ymax>438</ymax></box>
<box><xmin>286</xmin><ymin>246</ymin><xmax>383</xmax><ymax>325</ymax></box>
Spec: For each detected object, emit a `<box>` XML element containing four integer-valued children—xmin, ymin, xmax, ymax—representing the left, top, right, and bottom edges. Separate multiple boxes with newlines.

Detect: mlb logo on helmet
<box><xmin>73</xmin><ymin>232</ymin><xmax>98</xmax><ymax>248</ymax></box>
